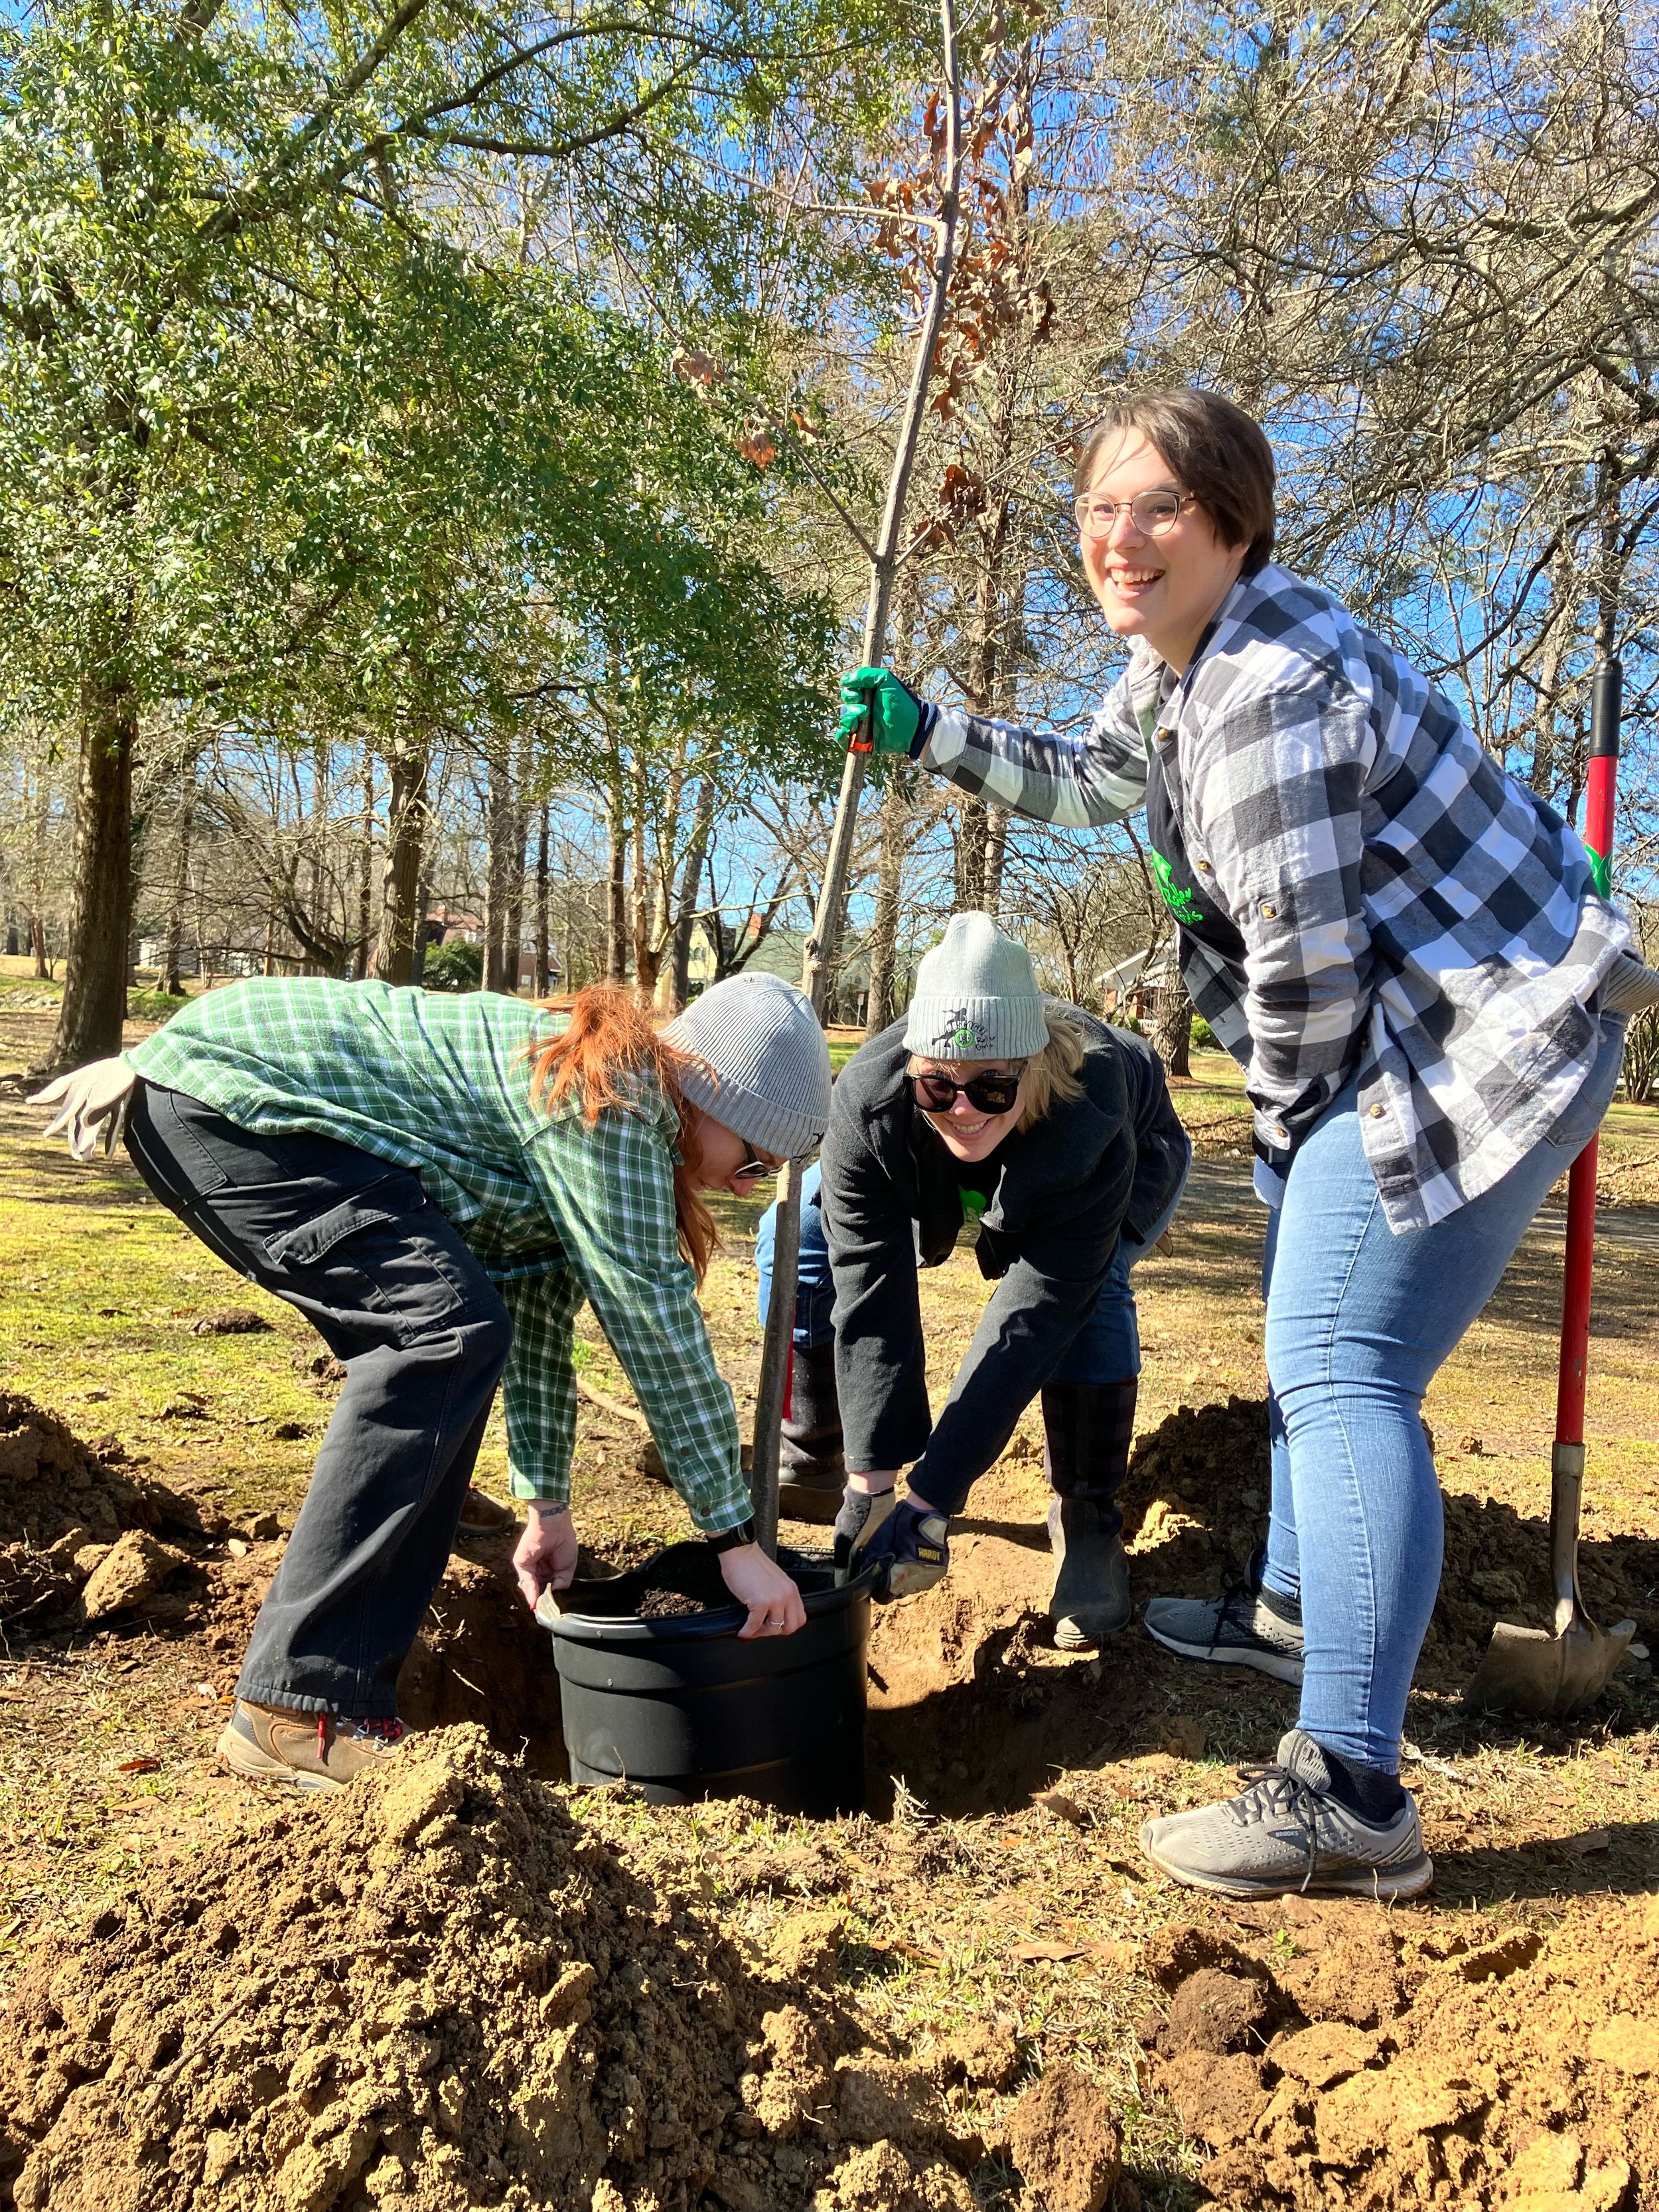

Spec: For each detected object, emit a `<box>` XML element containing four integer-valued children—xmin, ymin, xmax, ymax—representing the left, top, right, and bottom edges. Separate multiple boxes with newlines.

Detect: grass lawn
<box><xmin>0</xmin><ymin>993</ymin><xmax>1654</xmax><ymax>2208</ymax></box>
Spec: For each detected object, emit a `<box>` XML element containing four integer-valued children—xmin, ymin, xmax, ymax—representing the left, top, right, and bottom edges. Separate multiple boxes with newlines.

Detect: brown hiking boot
<box><xmin>217</xmin><ymin>1700</ymin><xmax>409</xmax><ymax>1792</ymax></box>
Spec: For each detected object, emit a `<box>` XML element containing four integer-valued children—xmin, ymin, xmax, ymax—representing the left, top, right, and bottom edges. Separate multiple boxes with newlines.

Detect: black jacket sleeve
<box><xmin>1109</xmin><ymin>1023</ymin><xmax>1192</xmax><ymax>1242</ymax></box>
<box><xmin>904</xmin><ymin>1124</ymin><xmax>1134</xmax><ymax>1512</ymax></box>
<box><xmin>818</xmin><ymin>1080</ymin><xmax>933</xmax><ymax>1474</ymax></box>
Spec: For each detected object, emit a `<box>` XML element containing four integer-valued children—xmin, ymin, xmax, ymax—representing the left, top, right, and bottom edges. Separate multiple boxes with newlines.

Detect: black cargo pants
<box><xmin>125</xmin><ymin>1083</ymin><xmax>512</xmax><ymax>1717</ymax></box>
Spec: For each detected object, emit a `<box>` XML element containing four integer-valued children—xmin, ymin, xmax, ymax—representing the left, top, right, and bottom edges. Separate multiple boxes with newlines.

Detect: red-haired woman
<box><xmin>35</xmin><ymin>973</ymin><xmax>830</xmax><ymax>1791</ymax></box>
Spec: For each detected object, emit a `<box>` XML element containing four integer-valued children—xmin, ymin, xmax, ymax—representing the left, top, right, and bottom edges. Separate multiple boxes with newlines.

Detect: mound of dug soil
<box><xmin>0</xmin><ymin>1392</ymin><xmax>225</xmax><ymax>1627</ymax></box>
<box><xmin>1143</xmin><ymin>1897</ymin><xmax>1659</xmax><ymax>2209</ymax></box>
<box><xmin>1118</xmin><ymin>1396</ymin><xmax>1271</xmax><ymax>1595</ymax></box>
<box><xmin>1116</xmin><ymin>1398</ymin><xmax>1659</xmax><ymax>1688</ymax></box>
<box><xmin>0</xmin><ymin>1728</ymin><xmax>983</xmax><ymax>2212</ymax></box>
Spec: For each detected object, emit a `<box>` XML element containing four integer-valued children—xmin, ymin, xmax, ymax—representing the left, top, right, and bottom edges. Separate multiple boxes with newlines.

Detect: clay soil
<box><xmin>1</xmin><ymin>997</ymin><xmax>1656</xmax><ymax>2211</ymax></box>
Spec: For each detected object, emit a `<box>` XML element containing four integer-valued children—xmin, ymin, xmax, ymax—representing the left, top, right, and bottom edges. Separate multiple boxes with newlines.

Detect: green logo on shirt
<box><xmin>1150</xmin><ymin>846</ymin><xmax>1202</xmax><ymax>925</ymax></box>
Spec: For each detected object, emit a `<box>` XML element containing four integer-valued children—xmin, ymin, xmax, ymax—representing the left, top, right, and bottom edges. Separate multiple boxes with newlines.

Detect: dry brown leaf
<box><xmin>1033</xmin><ymin>1788</ymin><xmax>1088</xmax><ymax>1826</ymax></box>
<box><xmin>883</xmin><ymin>1939</ymin><xmax>944</xmax><ymax>1967</ymax></box>
<box><xmin>1014</xmin><ymin>1937</ymin><xmax>1090</xmax><ymax>1962</ymax></box>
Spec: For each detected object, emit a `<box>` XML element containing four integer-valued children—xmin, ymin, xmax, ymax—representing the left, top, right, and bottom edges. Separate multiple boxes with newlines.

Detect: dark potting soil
<box><xmin>635</xmin><ymin>1586</ymin><xmax>709</xmax><ymax>1619</ymax></box>
<box><xmin>562</xmin><ymin>1540</ymin><xmax>835</xmax><ymax>1623</ymax></box>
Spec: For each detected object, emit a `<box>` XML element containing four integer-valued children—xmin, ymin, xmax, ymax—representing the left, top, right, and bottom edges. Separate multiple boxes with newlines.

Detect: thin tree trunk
<box><xmin>753</xmin><ymin>0</ymin><xmax>965</xmax><ymax>1557</ymax></box>
<box><xmin>660</xmin><ymin>773</ymin><xmax>715</xmax><ymax>1014</ymax></box>
<box><xmin>605</xmin><ymin>770</ymin><xmax>628</xmax><ymax>985</ymax></box>
<box><xmin>503</xmin><ymin>783</ymin><xmax>528</xmax><ymax>994</ymax></box>
<box><xmin>954</xmin><ymin>796</ymin><xmax>988</xmax><ymax>910</ymax></box>
<box><xmin>374</xmin><ymin>741</ymin><xmax>431</xmax><ymax>986</ymax></box>
<box><xmin>303</xmin><ymin>737</ymin><xmax>331</xmax><ymax>976</ymax></box>
<box><xmin>983</xmin><ymin>804</ymin><xmax>1009</xmax><ymax>918</ymax></box>
<box><xmin>865</xmin><ymin>762</ymin><xmax>914</xmax><ymax>1034</ymax></box>
<box><xmin>354</xmin><ymin>752</ymin><xmax>374</xmax><ymax>980</ymax></box>
<box><xmin>43</xmin><ymin>669</ymin><xmax>137</xmax><ymax>1073</ymax></box>
<box><xmin>28</xmin><ymin>769</ymin><xmax>52</xmax><ymax>979</ymax></box>
<box><xmin>534</xmin><ymin>802</ymin><xmax>552</xmax><ymax>995</ymax></box>
<box><xmin>645</xmin><ymin>736</ymin><xmax>687</xmax><ymax>1009</ymax></box>
<box><xmin>483</xmin><ymin>744</ymin><xmax>513</xmax><ymax>993</ymax></box>
<box><xmin>630</xmin><ymin>755</ymin><xmax>660</xmax><ymax>1003</ymax></box>
<box><xmin>410</xmin><ymin>859</ymin><xmax>433</xmax><ymax>986</ymax></box>
<box><xmin>161</xmin><ymin>763</ymin><xmax>193</xmax><ymax>996</ymax></box>
<box><xmin>1153</xmin><ymin>980</ymin><xmax>1194</xmax><ymax>1079</ymax></box>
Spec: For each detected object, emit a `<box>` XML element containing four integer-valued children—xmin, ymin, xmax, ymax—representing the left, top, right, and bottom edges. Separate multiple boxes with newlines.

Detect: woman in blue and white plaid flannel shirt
<box><xmin>841</xmin><ymin>388</ymin><xmax>1641</xmax><ymax>1899</ymax></box>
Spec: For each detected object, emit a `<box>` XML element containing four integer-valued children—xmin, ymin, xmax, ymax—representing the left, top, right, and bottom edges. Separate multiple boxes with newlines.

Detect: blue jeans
<box><xmin>755</xmin><ymin>1162</ymin><xmax>837</xmax><ymax>1348</ymax></box>
<box><xmin>1050</xmin><ymin>1146</ymin><xmax>1190</xmax><ymax>1381</ymax></box>
<box><xmin>125</xmin><ymin>1084</ymin><xmax>512</xmax><ymax>1718</ymax></box>
<box><xmin>1260</xmin><ymin>1013</ymin><xmax>1626</xmax><ymax>1771</ymax></box>
<box><xmin>755</xmin><ymin>1146</ymin><xmax>1192</xmax><ymax>1381</ymax></box>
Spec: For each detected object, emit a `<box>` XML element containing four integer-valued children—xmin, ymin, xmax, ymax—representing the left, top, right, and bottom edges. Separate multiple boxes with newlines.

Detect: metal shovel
<box><xmin>1465</xmin><ymin>658</ymin><xmax>1637</xmax><ymax>1719</ymax></box>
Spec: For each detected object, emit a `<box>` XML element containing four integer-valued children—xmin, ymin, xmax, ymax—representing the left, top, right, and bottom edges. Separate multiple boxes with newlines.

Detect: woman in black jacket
<box><xmin>820</xmin><ymin>912</ymin><xmax>1189</xmax><ymax>1645</ymax></box>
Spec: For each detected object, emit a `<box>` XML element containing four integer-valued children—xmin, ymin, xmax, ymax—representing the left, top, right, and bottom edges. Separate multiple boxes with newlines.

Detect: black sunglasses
<box><xmin>910</xmin><ymin>1065</ymin><xmax>1025</xmax><ymax>1116</ymax></box>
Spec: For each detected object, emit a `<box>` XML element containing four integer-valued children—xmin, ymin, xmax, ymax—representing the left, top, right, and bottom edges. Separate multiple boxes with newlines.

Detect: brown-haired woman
<box><xmin>36</xmin><ymin>972</ymin><xmax>830</xmax><ymax>1791</ymax></box>
<box><xmin>838</xmin><ymin>386</ymin><xmax>1640</xmax><ymax>1899</ymax></box>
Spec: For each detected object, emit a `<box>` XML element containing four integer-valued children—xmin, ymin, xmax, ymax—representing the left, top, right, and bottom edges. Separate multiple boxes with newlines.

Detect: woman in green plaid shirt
<box><xmin>35</xmin><ymin>974</ymin><xmax>830</xmax><ymax>1791</ymax></box>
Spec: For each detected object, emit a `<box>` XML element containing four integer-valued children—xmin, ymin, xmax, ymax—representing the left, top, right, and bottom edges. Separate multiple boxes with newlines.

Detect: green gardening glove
<box><xmin>836</xmin><ymin>667</ymin><xmax>922</xmax><ymax>755</ymax></box>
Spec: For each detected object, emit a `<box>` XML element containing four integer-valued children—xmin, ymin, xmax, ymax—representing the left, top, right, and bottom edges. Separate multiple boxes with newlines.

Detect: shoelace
<box><xmin>1230</xmin><ymin>1760</ymin><xmax>1326</xmax><ymax>1892</ymax></box>
<box><xmin>317</xmin><ymin>1714</ymin><xmax>406</xmax><ymax>1757</ymax></box>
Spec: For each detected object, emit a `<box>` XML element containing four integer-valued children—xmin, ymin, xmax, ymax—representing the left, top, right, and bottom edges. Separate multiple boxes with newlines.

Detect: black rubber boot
<box><xmin>1043</xmin><ymin>1377</ymin><xmax>1137</xmax><ymax>1649</ymax></box>
<box><xmin>780</xmin><ymin>1339</ymin><xmax>845</xmax><ymax>1526</ymax></box>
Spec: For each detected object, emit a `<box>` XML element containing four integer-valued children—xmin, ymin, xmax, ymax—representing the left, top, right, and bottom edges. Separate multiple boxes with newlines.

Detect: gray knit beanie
<box><xmin>665</xmin><ymin>974</ymin><xmax>831</xmax><ymax>1159</ymax></box>
<box><xmin>904</xmin><ymin>912</ymin><xmax>1048</xmax><ymax>1061</ymax></box>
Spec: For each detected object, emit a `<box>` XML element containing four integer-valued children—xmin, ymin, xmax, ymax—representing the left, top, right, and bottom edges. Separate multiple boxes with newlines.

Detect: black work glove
<box><xmin>833</xmin><ymin>1486</ymin><xmax>896</xmax><ymax>1587</ymax></box>
<box><xmin>853</xmin><ymin>1497</ymin><xmax>951</xmax><ymax>1602</ymax></box>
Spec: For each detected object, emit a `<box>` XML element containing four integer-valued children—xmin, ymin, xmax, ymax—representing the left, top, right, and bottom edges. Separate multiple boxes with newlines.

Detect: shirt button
<box><xmin>1368</xmin><ymin>1103</ymin><xmax>1385</xmax><ymax>1118</ymax></box>
<box><xmin>1196</xmin><ymin>859</ymin><xmax>1213</xmax><ymax>873</ymax></box>
<box><xmin>1260</xmin><ymin>901</ymin><xmax>1278</xmax><ymax>920</ymax></box>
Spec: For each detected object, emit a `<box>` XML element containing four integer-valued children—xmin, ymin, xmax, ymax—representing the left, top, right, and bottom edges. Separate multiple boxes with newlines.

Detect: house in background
<box><xmin>679</xmin><ymin>914</ymin><xmax>921</xmax><ymax>1025</ymax></box>
<box><xmin>422</xmin><ymin>905</ymin><xmax>484</xmax><ymax>946</ymax></box>
<box><xmin>1098</xmin><ymin>944</ymin><xmax>1181</xmax><ymax>1025</ymax></box>
<box><xmin>421</xmin><ymin>907</ymin><xmax>557</xmax><ymax>993</ymax></box>
<box><xmin>136</xmin><ymin>938</ymin><xmax>261</xmax><ymax>978</ymax></box>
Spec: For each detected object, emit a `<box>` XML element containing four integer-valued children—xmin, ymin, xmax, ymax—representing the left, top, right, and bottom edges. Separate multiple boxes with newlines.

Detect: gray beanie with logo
<box><xmin>665</xmin><ymin>973</ymin><xmax>832</xmax><ymax>1159</ymax></box>
<box><xmin>903</xmin><ymin>912</ymin><xmax>1050</xmax><ymax>1061</ymax></box>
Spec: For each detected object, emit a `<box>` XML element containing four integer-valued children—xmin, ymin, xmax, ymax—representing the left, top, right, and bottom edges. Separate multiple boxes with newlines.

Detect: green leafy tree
<box><xmin>0</xmin><ymin>0</ymin><xmax>901</xmax><ymax>1069</ymax></box>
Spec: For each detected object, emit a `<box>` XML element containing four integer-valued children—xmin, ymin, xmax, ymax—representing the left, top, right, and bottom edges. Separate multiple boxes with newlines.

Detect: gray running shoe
<box><xmin>1140</xmin><ymin>1728</ymin><xmax>1434</xmax><ymax>1900</ymax></box>
<box><xmin>1144</xmin><ymin>1576</ymin><xmax>1305</xmax><ymax>1684</ymax></box>
<box><xmin>1047</xmin><ymin>1498</ymin><xmax>1131</xmax><ymax>1648</ymax></box>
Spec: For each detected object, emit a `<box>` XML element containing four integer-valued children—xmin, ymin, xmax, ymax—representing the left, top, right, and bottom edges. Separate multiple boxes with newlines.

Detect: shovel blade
<box><xmin>1463</xmin><ymin>1612</ymin><xmax>1636</xmax><ymax>1720</ymax></box>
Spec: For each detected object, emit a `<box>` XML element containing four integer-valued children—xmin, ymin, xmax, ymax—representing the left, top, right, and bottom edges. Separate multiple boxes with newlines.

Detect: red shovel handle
<box><xmin>1555</xmin><ymin>661</ymin><xmax>1622</xmax><ymax>1449</ymax></box>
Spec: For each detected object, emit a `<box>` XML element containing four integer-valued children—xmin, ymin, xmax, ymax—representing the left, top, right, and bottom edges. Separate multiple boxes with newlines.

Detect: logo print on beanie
<box><xmin>932</xmin><ymin>1005</ymin><xmax>993</xmax><ymax>1056</ymax></box>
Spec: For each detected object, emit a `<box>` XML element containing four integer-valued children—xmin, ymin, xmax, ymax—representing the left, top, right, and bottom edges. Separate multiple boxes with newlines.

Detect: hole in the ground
<box><xmin>396</xmin><ymin>1534</ymin><xmax>569</xmax><ymax>1775</ymax></box>
<box><xmin>200</xmin><ymin>1399</ymin><xmax>1658</xmax><ymax>1822</ymax></box>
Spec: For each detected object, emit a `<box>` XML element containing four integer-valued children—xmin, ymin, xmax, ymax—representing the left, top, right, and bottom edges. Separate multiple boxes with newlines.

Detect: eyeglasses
<box><xmin>734</xmin><ymin>1153</ymin><xmax>783</xmax><ymax>1179</ymax></box>
<box><xmin>910</xmin><ymin>1066</ymin><xmax>1025</xmax><ymax>1116</ymax></box>
<box><xmin>1073</xmin><ymin>490</ymin><xmax>1192</xmax><ymax>540</ymax></box>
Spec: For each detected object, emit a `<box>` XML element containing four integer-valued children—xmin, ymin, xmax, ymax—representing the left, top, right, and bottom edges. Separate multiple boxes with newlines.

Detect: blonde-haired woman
<box><xmin>820</xmin><ymin>912</ymin><xmax>1189</xmax><ymax>1642</ymax></box>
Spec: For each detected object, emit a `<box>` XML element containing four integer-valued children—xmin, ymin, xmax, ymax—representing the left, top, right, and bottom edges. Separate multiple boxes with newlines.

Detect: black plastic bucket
<box><xmin>541</xmin><ymin>1542</ymin><xmax>873</xmax><ymax>1816</ymax></box>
